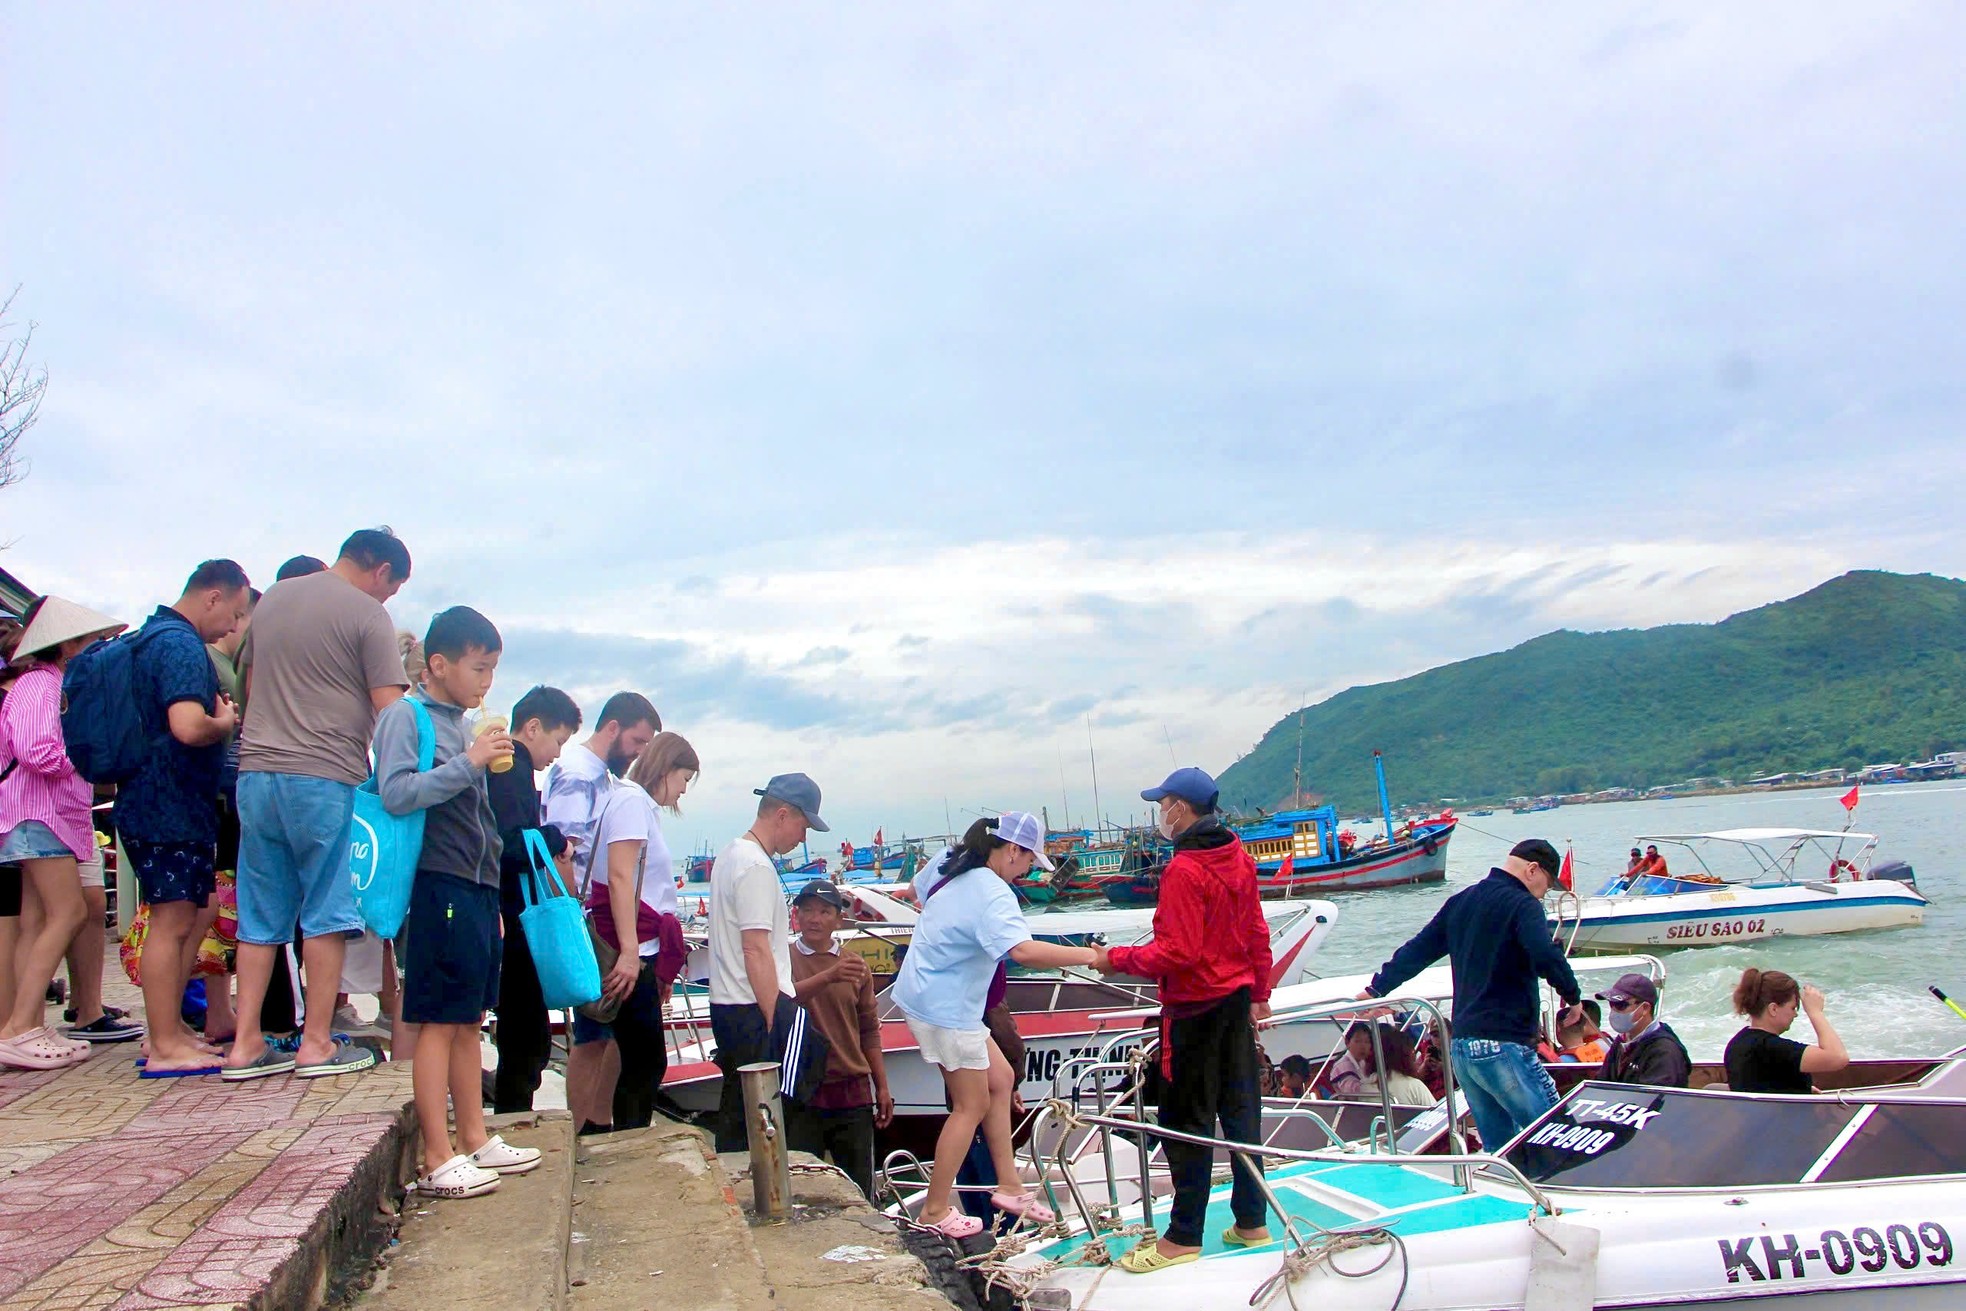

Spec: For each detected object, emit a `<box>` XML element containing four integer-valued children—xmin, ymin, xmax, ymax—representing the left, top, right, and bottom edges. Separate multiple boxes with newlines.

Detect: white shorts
<box><xmin>77</xmin><ymin>852</ymin><xmax>105</xmax><ymax>890</ymax></box>
<box><xmin>907</xmin><ymin>1017</ymin><xmax>991</xmax><ymax>1072</ymax></box>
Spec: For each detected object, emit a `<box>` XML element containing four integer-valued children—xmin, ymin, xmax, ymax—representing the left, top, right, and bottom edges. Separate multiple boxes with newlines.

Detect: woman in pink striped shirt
<box><xmin>0</xmin><ymin>597</ymin><xmax>124</xmax><ymax>1070</ymax></box>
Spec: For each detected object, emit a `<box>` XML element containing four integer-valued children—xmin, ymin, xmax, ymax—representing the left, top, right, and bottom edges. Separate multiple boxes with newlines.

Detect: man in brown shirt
<box><xmin>787</xmin><ymin>880</ymin><xmax>892</xmax><ymax>1198</ymax></box>
<box><xmin>224</xmin><ymin>529</ymin><xmax>411</xmax><ymax>1083</ymax></box>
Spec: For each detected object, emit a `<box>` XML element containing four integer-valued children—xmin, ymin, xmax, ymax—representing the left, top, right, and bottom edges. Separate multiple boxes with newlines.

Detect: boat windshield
<box><xmin>1504</xmin><ymin>1082</ymin><xmax>1966</xmax><ymax>1189</ymax></box>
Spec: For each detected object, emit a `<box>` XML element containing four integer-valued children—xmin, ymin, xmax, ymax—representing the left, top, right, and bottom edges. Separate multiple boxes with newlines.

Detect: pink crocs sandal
<box><xmin>925</xmin><ymin>1208</ymin><xmax>984</xmax><ymax>1238</ymax></box>
<box><xmin>991</xmin><ymin>1191</ymin><xmax>1057</xmax><ymax>1225</ymax></box>
<box><xmin>0</xmin><ymin>1027</ymin><xmax>91</xmax><ymax>1071</ymax></box>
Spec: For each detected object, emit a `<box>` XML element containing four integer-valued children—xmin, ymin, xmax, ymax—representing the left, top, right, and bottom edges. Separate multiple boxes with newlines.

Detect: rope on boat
<box><xmin>1251</xmin><ymin>1227</ymin><xmax>1409</xmax><ymax>1311</ymax></box>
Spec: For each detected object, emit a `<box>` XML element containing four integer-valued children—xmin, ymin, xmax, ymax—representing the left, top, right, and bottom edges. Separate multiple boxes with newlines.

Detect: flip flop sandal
<box><xmin>294</xmin><ymin>1040</ymin><xmax>377</xmax><ymax>1079</ymax></box>
<box><xmin>0</xmin><ymin>1028</ymin><xmax>90</xmax><ymax>1071</ymax></box>
<box><xmin>1221</xmin><ymin>1226</ymin><xmax>1274</xmax><ymax>1248</ymax></box>
<box><xmin>140</xmin><ymin>1061</ymin><xmax>223</xmax><ymax>1079</ymax></box>
<box><xmin>468</xmin><ymin>1135</ymin><xmax>543</xmax><ymax>1175</ymax></box>
<box><xmin>221</xmin><ymin>1046</ymin><xmax>298</xmax><ymax>1082</ymax></box>
<box><xmin>415</xmin><ymin>1155</ymin><xmax>501</xmax><ymax>1199</ymax></box>
<box><xmin>990</xmin><ymin>1191</ymin><xmax>1057</xmax><ymax>1225</ymax></box>
<box><xmin>1118</xmin><ymin>1245</ymin><xmax>1201</xmax><ymax>1274</ymax></box>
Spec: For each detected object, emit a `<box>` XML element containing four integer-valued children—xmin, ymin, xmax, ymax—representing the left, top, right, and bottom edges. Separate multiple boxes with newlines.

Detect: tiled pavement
<box><xmin>0</xmin><ymin>973</ymin><xmax>413</xmax><ymax>1310</ymax></box>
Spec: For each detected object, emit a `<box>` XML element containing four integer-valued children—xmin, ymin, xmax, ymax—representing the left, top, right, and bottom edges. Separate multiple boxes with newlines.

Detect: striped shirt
<box><xmin>0</xmin><ymin>665</ymin><xmax>95</xmax><ymax>860</ymax></box>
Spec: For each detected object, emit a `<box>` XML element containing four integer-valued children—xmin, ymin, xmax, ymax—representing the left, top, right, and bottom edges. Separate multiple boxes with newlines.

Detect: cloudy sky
<box><xmin>4</xmin><ymin>4</ymin><xmax>1962</xmax><ymax>858</ymax></box>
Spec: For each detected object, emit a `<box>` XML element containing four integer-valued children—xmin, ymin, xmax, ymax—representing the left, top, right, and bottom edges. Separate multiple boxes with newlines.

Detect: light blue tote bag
<box><xmin>518</xmin><ymin>828</ymin><xmax>604</xmax><ymax>1010</ymax></box>
<box><xmin>348</xmin><ymin>698</ymin><xmax>434</xmax><ymax>939</ymax></box>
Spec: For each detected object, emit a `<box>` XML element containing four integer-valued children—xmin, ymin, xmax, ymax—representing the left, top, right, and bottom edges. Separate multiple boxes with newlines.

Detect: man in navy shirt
<box><xmin>1358</xmin><ymin>839</ymin><xmax>1582</xmax><ymax>1151</ymax></box>
<box><xmin>115</xmin><ymin>560</ymin><xmax>252</xmax><ymax>1076</ymax></box>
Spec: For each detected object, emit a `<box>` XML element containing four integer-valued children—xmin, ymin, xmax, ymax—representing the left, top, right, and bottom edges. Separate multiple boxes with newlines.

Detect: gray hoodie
<box><xmin>374</xmin><ymin>686</ymin><xmax>501</xmax><ymax>888</ymax></box>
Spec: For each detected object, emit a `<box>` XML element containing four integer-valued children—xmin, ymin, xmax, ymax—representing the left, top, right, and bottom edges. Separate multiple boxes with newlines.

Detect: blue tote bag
<box><xmin>348</xmin><ymin>698</ymin><xmax>434</xmax><ymax>939</ymax></box>
<box><xmin>518</xmin><ymin>828</ymin><xmax>603</xmax><ymax>1010</ymax></box>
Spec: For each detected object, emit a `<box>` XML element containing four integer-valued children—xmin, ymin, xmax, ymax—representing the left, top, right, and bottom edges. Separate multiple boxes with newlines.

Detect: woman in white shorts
<box><xmin>891</xmin><ymin>811</ymin><xmax>1098</xmax><ymax>1238</ymax></box>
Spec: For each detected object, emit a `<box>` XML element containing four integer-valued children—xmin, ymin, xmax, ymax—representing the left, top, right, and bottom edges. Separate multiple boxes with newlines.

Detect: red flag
<box><xmin>1276</xmin><ymin>854</ymin><xmax>1294</xmax><ymax>882</ymax></box>
<box><xmin>1559</xmin><ymin>847</ymin><xmax>1574</xmax><ymax>892</ymax></box>
<box><xmin>874</xmin><ymin>827</ymin><xmax>884</xmax><ymax>847</ymax></box>
<box><xmin>1840</xmin><ymin>784</ymin><xmax>1861</xmax><ymax>812</ymax></box>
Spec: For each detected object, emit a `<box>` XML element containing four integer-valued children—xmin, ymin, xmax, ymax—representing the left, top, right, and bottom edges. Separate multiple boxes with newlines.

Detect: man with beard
<box><xmin>543</xmin><ymin>691</ymin><xmax>660</xmax><ymax>1132</ymax></box>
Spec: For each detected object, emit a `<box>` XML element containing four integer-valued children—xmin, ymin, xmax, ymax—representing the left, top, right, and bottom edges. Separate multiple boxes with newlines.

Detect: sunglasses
<box><xmin>1606</xmin><ymin>997</ymin><xmax>1635</xmax><ymax>1012</ymax></box>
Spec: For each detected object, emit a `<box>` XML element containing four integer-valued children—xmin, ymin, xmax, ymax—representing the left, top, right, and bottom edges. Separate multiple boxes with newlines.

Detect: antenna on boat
<box><xmin>1086</xmin><ymin>714</ymin><xmax>1104</xmax><ymax>832</ymax></box>
<box><xmin>1293</xmin><ymin>699</ymin><xmax>1307</xmax><ymax>807</ymax></box>
<box><xmin>1057</xmin><ymin>749</ymin><xmax>1072</xmax><ymax>830</ymax></box>
<box><xmin>1162</xmin><ymin>724</ymin><xmax>1177</xmax><ymax>766</ymax></box>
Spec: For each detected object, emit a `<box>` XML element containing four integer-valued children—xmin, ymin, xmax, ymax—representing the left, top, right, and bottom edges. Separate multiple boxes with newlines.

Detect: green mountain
<box><xmin>1216</xmin><ymin>570</ymin><xmax>1966</xmax><ymax>814</ymax></box>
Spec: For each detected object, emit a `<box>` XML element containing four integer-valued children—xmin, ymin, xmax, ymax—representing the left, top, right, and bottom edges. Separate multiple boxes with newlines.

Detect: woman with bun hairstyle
<box><xmin>1724</xmin><ymin>967</ymin><xmax>1848</xmax><ymax>1094</ymax></box>
<box><xmin>891</xmin><ymin>812</ymin><xmax>1100</xmax><ymax>1238</ymax></box>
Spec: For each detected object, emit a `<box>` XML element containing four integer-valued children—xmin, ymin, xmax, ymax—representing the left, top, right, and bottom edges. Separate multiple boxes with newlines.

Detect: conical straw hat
<box><xmin>10</xmin><ymin>597</ymin><xmax>126</xmax><ymax>666</ymax></box>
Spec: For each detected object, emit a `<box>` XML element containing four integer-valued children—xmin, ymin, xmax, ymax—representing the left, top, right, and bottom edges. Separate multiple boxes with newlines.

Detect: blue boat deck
<box><xmin>1038</xmin><ymin>1158</ymin><xmax>1542</xmax><ymax>1263</ymax></box>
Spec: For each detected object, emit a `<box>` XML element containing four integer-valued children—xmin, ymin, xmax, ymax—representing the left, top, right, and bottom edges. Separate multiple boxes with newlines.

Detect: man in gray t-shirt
<box><xmin>224</xmin><ymin>529</ymin><xmax>412</xmax><ymax>1083</ymax></box>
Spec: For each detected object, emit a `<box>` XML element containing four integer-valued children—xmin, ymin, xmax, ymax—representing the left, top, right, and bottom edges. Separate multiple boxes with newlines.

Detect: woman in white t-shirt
<box><xmin>891</xmin><ymin>812</ymin><xmax>1100</xmax><ymax>1239</ymax></box>
<box><xmin>570</xmin><ymin>732</ymin><xmax>698</xmax><ymax>1132</ymax></box>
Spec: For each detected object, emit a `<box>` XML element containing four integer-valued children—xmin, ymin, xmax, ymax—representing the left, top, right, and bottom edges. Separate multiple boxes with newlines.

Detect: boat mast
<box><xmin>1375</xmin><ymin>750</ymin><xmax>1395</xmax><ymax>840</ymax></box>
<box><xmin>1086</xmin><ymin>714</ymin><xmax>1104</xmax><ymax>835</ymax></box>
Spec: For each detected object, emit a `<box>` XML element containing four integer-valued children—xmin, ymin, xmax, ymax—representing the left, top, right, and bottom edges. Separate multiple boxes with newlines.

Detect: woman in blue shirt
<box><xmin>892</xmin><ymin>812</ymin><xmax>1098</xmax><ymax>1238</ymax></box>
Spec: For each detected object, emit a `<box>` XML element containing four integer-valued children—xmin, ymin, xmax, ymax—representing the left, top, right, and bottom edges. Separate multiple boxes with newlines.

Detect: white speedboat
<box><xmin>996</xmin><ymin>1004</ymin><xmax>1966</xmax><ymax>1309</ymax></box>
<box><xmin>1550</xmin><ymin>828</ymin><xmax>1927</xmax><ymax>953</ymax></box>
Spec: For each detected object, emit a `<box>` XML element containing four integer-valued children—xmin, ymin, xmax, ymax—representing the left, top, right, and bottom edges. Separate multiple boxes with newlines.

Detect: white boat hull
<box><xmin>1557</xmin><ymin>879</ymin><xmax>1926</xmax><ymax>952</ymax></box>
<box><xmin>1020</xmin><ymin>1166</ymin><xmax>1966</xmax><ymax>1310</ymax></box>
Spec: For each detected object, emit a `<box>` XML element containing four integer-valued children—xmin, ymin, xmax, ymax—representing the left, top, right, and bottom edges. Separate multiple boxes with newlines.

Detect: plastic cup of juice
<box><xmin>477</xmin><ymin>714</ymin><xmax>513</xmax><ymax>773</ymax></box>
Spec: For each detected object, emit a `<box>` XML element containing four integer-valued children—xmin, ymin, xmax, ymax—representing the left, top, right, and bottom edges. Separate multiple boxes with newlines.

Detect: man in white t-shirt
<box><xmin>541</xmin><ymin>692</ymin><xmax>660</xmax><ymax>852</ymax></box>
<box><xmin>706</xmin><ymin>773</ymin><xmax>828</xmax><ymax>1151</ymax></box>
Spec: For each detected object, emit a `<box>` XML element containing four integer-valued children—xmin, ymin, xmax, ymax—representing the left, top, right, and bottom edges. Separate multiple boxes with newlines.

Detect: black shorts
<box><xmin>123</xmin><ymin>837</ymin><xmax>217</xmax><ymax>908</ymax></box>
<box><xmin>401</xmin><ymin>870</ymin><xmax>501</xmax><ymax>1026</ymax></box>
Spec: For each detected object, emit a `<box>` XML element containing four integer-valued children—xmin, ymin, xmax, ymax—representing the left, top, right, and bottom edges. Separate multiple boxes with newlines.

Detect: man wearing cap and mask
<box><xmin>785</xmin><ymin>879</ymin><xmax>892</xmax><ymax>1198</ymax></box>
<box><xmin>706</xmin><ymin>773</ymin><xmax>830</xmax><ymax>1152</ymax></box>
<box><xmin>1359</xmin><ymin>839</ymin><xmax>1584</xmax><ymax>1152</ymax></box>
<box><xmin>1099</xmin><ymin>766</ymin><xmax>1275</xmax><ymax>1274</ymax></box>
<box><xmin>1596</xmin><ymin>971</ymin><xmax>1691</xmax><ymax>1088</ymax></box>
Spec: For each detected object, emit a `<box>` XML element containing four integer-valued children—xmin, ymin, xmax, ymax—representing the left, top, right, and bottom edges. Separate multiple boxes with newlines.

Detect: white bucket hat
<box><xmin>10</xmin><ymin>597</ymin><xmax>125</xmax><ymax>666</ymax></box>
<box><xmin>995</xmin><ymin>811</ymin><xmax>1056</xmax><ymax>871</ymax></box>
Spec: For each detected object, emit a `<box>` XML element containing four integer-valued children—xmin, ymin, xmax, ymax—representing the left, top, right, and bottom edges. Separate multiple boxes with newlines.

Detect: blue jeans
<box><xmin>1450</xmin><ymin>1037</ymin><xmax>1560</xmax><ymax>1152</ymax></box>
<box><xmin>235</xmin><ymin>772</ymin><xmax>360</xmax><ymax>943</ymax></box>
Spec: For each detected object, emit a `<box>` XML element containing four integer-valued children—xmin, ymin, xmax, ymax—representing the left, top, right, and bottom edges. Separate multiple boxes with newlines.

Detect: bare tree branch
<box><xmin>1</xmin><ymin>286</ymin><xmax>50</xmax><ymax>490</ymax></box>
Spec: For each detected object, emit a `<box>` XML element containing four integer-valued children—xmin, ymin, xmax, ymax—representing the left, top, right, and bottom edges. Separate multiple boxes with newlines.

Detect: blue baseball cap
<box><xmin>754</xmin><ymin>773</ymin><xmax>831</xmax><ymax>832</ymax></box>
<box><xmin>1142</xmin><ymin>766</ymin><xmax>1219</xmax><ymax>810</ymax></box>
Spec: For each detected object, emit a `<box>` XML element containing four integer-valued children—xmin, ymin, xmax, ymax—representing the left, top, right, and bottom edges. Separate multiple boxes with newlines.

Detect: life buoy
<box><xmin>1829</xmin><ymin>859</ymin><xmax>1861</xmax><ymax>883</ymax></box>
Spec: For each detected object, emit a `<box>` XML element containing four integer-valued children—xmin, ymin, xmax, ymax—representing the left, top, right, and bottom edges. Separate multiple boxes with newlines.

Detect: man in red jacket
<box><xmin>1100</xmin><ymin>767</ymin><xmax>1274</xmax><ymax>1273</ymax></box>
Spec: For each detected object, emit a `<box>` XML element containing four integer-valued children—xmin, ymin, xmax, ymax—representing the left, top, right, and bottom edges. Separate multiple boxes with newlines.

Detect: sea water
<box><xmin>1294</xmin><ymin>780</ymin><xmax>1966</xmax><ymax>1062</ymax></box>
<box><xmin>1028</xmin><ymin>781</ymin><xmax>1966</xmax><ymax>1063</ymax></box>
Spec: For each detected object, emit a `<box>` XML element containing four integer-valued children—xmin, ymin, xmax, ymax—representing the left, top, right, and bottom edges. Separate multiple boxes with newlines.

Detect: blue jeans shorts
<box><xmin>1451</xmin><ymin>1037</ymin><xmax>1562</xmax><ymax>1152</ymax></box>
<box><xmin>0</xmin><ymin>820</ymin><xmax>79</xmax><ymax>863</ymax></box>
<box><xmin>234</xmin><ymin>772</ymin><xmax>360</xmax><ymax>944</ymax></box>
<box><xmin>401</xmin><ymin>871</ymin><xmax>502</xmax><ymax>1026</ymax></box>
<box><xmin>123</xmin><ymin>836</ymin><xmax>217</xmax><ymax>908</ymax></box>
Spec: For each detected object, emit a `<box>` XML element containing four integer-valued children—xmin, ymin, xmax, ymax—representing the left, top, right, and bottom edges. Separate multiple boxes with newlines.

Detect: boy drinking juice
<box><xmin>375</xmin><ymin>606</ymin><xmax>539</xmax><ymax>1198</ymax></box>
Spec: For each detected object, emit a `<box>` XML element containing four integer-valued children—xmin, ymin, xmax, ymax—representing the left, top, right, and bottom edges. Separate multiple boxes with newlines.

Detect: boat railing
<box><xmin>1025</xmin><ymin>1102</ymin><xmax>1563</xmax><ymax>1264</ymax></box>
<box><xmin>1256</xmin><ymin>994</ymin><xmax>1469</xmax><ymax>1165</ymax></box>
<box><xmin>1548</xmin><ymin>888</ymin><xmax>1585</xmax><ymax>955</ymax></box>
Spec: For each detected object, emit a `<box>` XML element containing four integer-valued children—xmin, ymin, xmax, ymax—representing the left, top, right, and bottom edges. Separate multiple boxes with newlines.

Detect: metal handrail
<box><xmin>1050</xmin><ymin>1107</ymin><xmax>1564</xmax><ymax>1225</ymax></box>
<box><xmin>1256</xmin><ymin>994</ymin><xmax>1467</xmax><ymax>1167</ymax></box>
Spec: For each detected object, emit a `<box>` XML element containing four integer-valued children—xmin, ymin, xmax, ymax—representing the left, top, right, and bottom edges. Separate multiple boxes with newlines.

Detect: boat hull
<box><xmin>1557</xmin><ymin>879</ymin><xmax>1927</xmax><ymax>952</ymax></box>
<box><xmin>1106</xmin><ymin>825</ymin><xmax>1453</xmax><ymax>905</ymax></box>
<box><xmin>1016</xmin><ymin>1161</ymin><xmax>1966</xmax><ymax>1310</ymax></box>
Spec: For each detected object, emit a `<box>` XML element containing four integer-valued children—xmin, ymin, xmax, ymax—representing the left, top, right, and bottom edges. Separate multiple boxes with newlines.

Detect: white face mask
<box><xmin>1156</xmin><ymin>812</ymin><xmax>1178</xmax><ymax>840</ymax></box>
<box><xmin>1606</xmin><ymin>1007</ymin><xmax>1638</xmax><ymax>1036</ymax></box>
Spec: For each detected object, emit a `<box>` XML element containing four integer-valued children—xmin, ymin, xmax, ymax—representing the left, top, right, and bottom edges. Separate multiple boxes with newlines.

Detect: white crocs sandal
<box><xmin>469</xmin><ymin>1134</ymin><xmax>542</xmax><ymax>1176</ymax></box>
<box><xmin>416</xmin><ymin>1155</ymin><xmax>501</xmax><ymax>1199</ymax></box>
